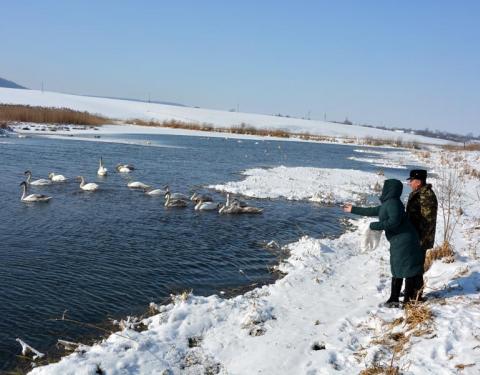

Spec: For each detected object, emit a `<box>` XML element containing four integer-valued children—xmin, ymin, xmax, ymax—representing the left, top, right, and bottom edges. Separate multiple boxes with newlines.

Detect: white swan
<box><xmin>19</xmin><ymin>181</ymin><xmax>52</xmax><ymax>202</ymax></box>
<box><xmin>97</xmin><ymin>157</ymin><xmax>108</xmax><ymax>176</ymax></box>
<box><xmin>48</xmin><ymin>172</ymin><xmax>67</xmax><ymax>182</ymax></box>
<box><xmin>190</xmin><ymin>192</ymin><xmax>213</xmax><ymax>203</ymax></box>
<box><xmin>226</xmin><ymin>193</ymin><xmax>247</xmax><ymax>207</ymax></box>
<box><xmin>127</xmin><ymin>181</ymin><xmax>150</xmax><ymax>189</ymax></box>
<box><xmin>194</xmin><ymin>199</ymin><xmax>220</xmax><ymax>211</ymax></box>
<box><xmin>164</xmin><ymin>186</ymin><xmax>189</xmax><ymax>200</ymax></box>
<box><xmin>164</xmin><ymin>192</ymin><xmax>188</xmax><ymax>208</ymax></box>
<box><xmin>144</xmin><ymin>187</ymin><xmax>167</xmax><ymax>196</ymax></box>
<box><xmin>219</xmin><ymin>200</ymin><xmax>263</xmax><ymax>214</ymax></box>
<box><xmin>116</xmin><ymin>164</ymin><xmax>135</xmax><ymax>173</ymax></box>
<box><xmin>77</xmin><ymin>176</ymin><xmax>99</xmax><ymax>191</ymax></box>
<box><xmin>24</xmin><ymin>170</ymin><xmax>51</xmax><ymax>186</ymax></box>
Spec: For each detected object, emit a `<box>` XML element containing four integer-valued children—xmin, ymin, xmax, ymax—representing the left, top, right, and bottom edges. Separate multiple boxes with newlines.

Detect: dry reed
<box><xmin>360</xmin><ymin>364</ymin><xmax>399</xmax><ymax>375</ymax></box>
<box><xmin>424</xmin><ymin>242</ymin><xmax>455</xmax><ymax>271</ymax></box>
<box><xmin>0</xmin><ymin>104</ymin><xmax>109</xmax><ymax>125</ymax></box>
<box><xmin>442</xmin><ymin>143</ymin><xmax>480</xmax><ymax>152</ymax></box>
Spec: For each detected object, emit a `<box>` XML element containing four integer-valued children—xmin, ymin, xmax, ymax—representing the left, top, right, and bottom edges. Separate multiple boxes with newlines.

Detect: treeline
<box><xmin>0</xmin><ymin>104</ymin><xmax>109</xmax><ymax>126</ymax></box>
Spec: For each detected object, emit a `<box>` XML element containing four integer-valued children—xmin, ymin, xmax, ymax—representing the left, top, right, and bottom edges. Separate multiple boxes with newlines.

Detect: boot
<box><xmin>404</xmin><ymin>274</ymin><xmax>424</xmax><ymax>304</ymax></box>
<box><xmin>403</xmin><ymin>274</ymin><xmax>423</xmax><ymax>304</ymax></box>
<box><xmin>414</xmin><ymin>274</ymin><xmax>425</xmax><ymax>302</ymax></box>
<box><xmin>382</xmin><ymin>277</ymin><xmax>403</xmax><ymax>308</ymax></box>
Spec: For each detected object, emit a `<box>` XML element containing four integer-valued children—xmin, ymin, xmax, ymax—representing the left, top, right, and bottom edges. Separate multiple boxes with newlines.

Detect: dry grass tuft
<box><xmin>404</xmin><ymin>302</ymin><xmax>433</xmax><ymax>333</ymax></box>
<box><xmin>360</xmin><ymin>363</ymin><xmax>399</xmax><ymax>375</ymax></box>
<box><xmin>387</xmin><ymin>317</ymin><xmax>404</xmax><ymax>329</ymax></box>
<box><xmin>0</xmin><ymin>104</ymin><xmax>109</xmax><ymax>125</ymax></box>
<box><xmin>416</xmin><ymin>150</ymin><xmax>431</xmax><ymax>159</ymax></box>
<box><xmin>424</xmin><ymin>241</ymin><xmax>455</xmax><ymax>271</ymax></box>
<box><xmin>455</xmin><ymin>363</ymin><xmax>475</xmax><ymax>370</ymax></box>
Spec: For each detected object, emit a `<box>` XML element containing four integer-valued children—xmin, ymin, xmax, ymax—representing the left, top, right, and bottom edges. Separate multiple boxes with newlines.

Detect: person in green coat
<box><xmin>343</xmin><ymin>179</ymin><xmax>423</xmax><ymax>307</ymax></box>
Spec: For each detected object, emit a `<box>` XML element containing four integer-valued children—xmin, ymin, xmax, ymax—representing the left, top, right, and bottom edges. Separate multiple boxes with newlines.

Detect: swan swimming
<box><xmin>48</xmin><ymin>172</ymin><xmax>67</xmax><ymax>182</ymax></box>
<box><xmin>164</xmin><ymin>186</ymin><xmax>189</xmax><ymax>200</ymax></box>
<box><xmin>19</xmin><ymin>181</ymin><xmax>52</xmax><ymax>202</ymax></box>
<box><xmin>24</xmin><ymin>170</ymin><xmax>52</xmax><ymax>186</ymax></box>
<box><xmin>76</xmin><ymin>176</ymin><xmax>99</xmax><ymax>191</ymax></box>
<box><xmin>226</xmin><ymin>193</ymin><xmax>247</xmax><ymax>207</ymax></box>
<box><xmin>190</xmin><ymin>192</ymin><xmax>213</xmax><ymax>203</ymax></box>
<box><xmin>116</xmin><ymin>164</ymin><xmax>135</xmax><ymax>173</ymax></box>
<box><xmin>194</xmin><ymin>199</ymin><xmax>220</xmax><ymax>211</ymax></box>
<box><xmin>144</xmin><ymin>187</ymin><xmax>167</xmax><ymax>196</ymax></box>
<box><xmin>164</xmin><ymin>191</ymin><xmax>188</xmax><ymax>208</ymax></box>
<box><xmin>219</xmin><ymin>200</ymin><xmax>263</xmax><ymax>214</ymax></box>
<box><xmin>97</xmin><ymin>157</ymin><xmax>108</xmax><ymax>176</ymax></box>
<box><xmin>127</xmin><ymin>181</ymin><xmax>150</xmax><ymax>189</ymax></box>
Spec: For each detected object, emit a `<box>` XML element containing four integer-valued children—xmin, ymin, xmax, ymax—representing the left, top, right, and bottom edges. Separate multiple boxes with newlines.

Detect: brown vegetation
<box><xmin>360</xmin><ymin>364</ymin><xmax>399</xmax><ymax>375</ymax></box>
<box><xmin>442</xmin><ymin>143</ymin><xmax>480</xmax><ymax>151</ymax></box>
<box><xmin>424</xmin><ymin>242</ymin><xmax>455</xmax><ymax>271</ymax></box>
<box><xmin>404</xmin><ymin>302</ymin><xmax>434</xmax><ymax>335</ymax></box>
<box><xmin>126</xmin><ymin>118</ymin><xmax>425</xmax><ymax>146</ymax></box>
<box><xmin>361</xmin><ymin>136</ymin><xmax>420</xmax><ymax>149</ymax></box>
<box><xmin>0</xmin><ymin>104</ymin><xmax>109</xmax><ymax>126</ymax></box>
<box><xmin>127</xmin><ymin>118</ymin><xmax>293</xmax><ymax>138</ymax></box>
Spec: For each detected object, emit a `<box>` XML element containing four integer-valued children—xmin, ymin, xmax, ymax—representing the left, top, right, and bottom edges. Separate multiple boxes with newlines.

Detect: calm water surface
<box><xmin>0</xmin><ymin>133</ymin><xmax>412</xmax><ymax>371</ymax></box>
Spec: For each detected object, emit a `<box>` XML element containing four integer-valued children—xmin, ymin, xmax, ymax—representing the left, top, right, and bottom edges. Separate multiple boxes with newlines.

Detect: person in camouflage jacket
<box><xmin>406</xmin><ymin>169</ymin><xmax>438</xmax><ymax>300</ymax></box>
<box><xmin>406</xmin><ymin>170</ymin><xmax>438</xmax><ymax>253</ymax></box>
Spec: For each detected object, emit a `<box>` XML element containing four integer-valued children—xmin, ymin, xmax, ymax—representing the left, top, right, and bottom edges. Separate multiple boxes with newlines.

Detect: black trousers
<box><xmin>388</xmin><ymin>274</ymin><xmax>424</xmax><ymax>303</ymax></box>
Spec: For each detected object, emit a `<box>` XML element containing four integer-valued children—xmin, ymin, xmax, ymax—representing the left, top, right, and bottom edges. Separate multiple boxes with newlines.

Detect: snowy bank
<box><xmin>210</xmin><ymin>166</ymin><xmax>383</xmax><ymax>204</ymax></box>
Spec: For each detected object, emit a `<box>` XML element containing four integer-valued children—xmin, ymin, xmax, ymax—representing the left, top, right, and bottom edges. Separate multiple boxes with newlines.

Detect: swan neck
<box><xmin>21</xmin><ymin>184</ymin><xmax>27</xmax><ymax>199</ymax></box>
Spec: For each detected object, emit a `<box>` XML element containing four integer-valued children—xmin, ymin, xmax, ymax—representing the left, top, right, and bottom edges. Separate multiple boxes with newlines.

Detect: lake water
<box><xmin>0</xmin><ymin>133</ymin><xmax>411</xmax><ymax>372</ymax></box>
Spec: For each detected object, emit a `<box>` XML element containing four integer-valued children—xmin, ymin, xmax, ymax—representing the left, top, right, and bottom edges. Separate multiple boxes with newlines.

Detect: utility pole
<box><xmin>41</xmin><ymin>81</ymin><xmax>44</xmax><ymax>93</ymax></box>
<box><xmin>324</xmin><ymin>112</ymin><xmax>326</xmax><ymax>121</ymax></box>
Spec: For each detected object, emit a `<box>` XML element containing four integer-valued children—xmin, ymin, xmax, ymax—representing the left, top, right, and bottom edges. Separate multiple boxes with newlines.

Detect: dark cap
<box><xmin>407</xmin><ymin>169</ymin><xmax>427</xmax><ymax>181</ymax></box>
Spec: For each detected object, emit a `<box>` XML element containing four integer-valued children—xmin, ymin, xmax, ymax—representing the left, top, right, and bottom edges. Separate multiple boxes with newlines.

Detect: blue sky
<box><xmin>1</xmin><ymin>1</ymin><xmax>479</xmax><ymax>134</ymax></box>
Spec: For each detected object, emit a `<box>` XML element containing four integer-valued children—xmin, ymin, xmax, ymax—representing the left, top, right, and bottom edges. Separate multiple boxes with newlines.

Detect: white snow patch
<box><xmin>210</xmin><ymin>166</ymin><xmax>383</xmax><ymax>204</ymax></box>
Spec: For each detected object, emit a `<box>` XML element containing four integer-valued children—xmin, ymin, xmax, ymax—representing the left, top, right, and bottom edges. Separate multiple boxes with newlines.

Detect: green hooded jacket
<box><xmin>351</xmin><ymin>179</ymin><xmax>423</xmax><ymax>278</ymax></box>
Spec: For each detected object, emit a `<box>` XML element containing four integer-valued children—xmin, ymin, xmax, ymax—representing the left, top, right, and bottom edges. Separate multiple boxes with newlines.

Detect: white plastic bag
<box><xmin>359</xmin><ymin>220</ymin><xmax>382</xmax><ymax>252</ymax></box>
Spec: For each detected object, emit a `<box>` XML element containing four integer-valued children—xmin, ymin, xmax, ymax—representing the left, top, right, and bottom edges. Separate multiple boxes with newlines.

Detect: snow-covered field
<box><xmin>23</xmin><ymin>147</ymin><xmax>480</xmax><ymax>375</ymax></box>
<box><xmin>0</xmin><ymin>87</ymin><xmax>451</xmax><ymax>145</ymax></box>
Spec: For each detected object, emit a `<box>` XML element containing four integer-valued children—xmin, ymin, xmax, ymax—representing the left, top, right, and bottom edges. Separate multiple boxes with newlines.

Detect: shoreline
<box><xmin>9</xmin><ymin>122</ymin><xmax>433</xmax><ymax>151</ymax></box>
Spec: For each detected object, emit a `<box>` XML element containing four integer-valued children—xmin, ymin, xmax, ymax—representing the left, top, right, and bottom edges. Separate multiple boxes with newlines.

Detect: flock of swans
<box><xmin>20</xmin><ymin>158</ymin><xmax>263</xmax><ymax>214</ymax></box>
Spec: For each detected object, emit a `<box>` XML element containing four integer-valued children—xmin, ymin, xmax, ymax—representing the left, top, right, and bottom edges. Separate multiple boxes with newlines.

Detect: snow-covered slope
<box><xmin>0</xmin><ymin>87</ymin><xmax>449</xmax><ymax>144</ymax></box>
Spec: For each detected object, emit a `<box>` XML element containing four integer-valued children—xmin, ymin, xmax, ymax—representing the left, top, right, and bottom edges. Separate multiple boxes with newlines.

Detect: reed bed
<box><xmin>0</xmin><ymin>104</ymin><xmax>109</xmax><ymax>126</ymax></box>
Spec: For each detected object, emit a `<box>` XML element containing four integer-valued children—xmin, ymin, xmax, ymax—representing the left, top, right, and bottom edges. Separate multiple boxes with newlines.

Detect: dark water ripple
<box><xmin>0</xmin><ymin>134</ymin><xmax>412</xmax><ymax>372</ymax></box>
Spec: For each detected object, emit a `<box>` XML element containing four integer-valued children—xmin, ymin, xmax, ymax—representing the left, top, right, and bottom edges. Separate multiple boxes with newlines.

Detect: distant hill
<box><xmin>0</xmin><ymin>77</ymin><xmax>27</xmax><ymax>89</ymax></box>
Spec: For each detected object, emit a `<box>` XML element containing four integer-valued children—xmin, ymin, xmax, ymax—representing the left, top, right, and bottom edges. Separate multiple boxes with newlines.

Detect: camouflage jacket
<box><xmin>406</xmin><ymin>184</ymin><xmax>438</xmax><ymax>251</ymax></box>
